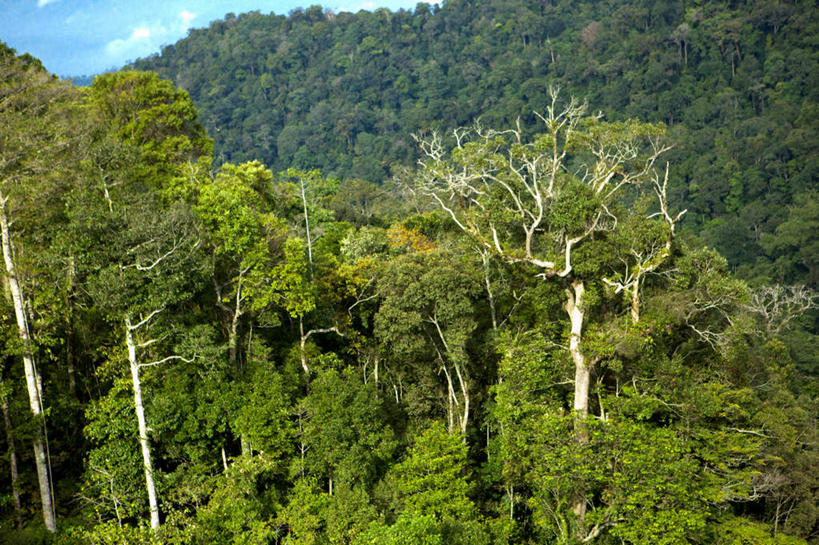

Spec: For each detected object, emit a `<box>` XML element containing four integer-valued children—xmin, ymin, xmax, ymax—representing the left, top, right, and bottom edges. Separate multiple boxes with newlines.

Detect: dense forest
<box><xmin>132</xmin><ymin>0</ymin><xmax>819</xmax><ymax>287</ymax></box>
<box><xmin>0</xmin><ymin>0</ymin><xmax>817</xmax><ymax>544</ymax></box>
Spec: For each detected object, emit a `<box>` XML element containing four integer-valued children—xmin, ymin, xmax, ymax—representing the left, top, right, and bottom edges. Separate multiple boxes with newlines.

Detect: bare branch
<box><xmin>745</xmin><ymin>284</ymin><xmax>818</xmax><ymax>336</ymax></box>
<box><xmin>303</xmin><ymin>326</ymin><xmax>344</xmax><ymax>342</ymax></box>
<box><xmin>137</xmin><ymin>354</ymin><xmax>197</xmax><ymax>369</ymax></box>
<box><xmin>126</xmin><ymin>308</ymin><xmax>164</xmax><ymax>332</ymax></box>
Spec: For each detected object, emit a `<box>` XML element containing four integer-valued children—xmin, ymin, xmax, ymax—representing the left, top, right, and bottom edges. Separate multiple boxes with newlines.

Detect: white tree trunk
<box><xmin>125</xmin><ymin>318</ymin><xmax>160</xmax><ymax>530</ymax></box>
<box><xmin>299</xmin><ymin>316</ymin><xmax>310</xmax><ymax>378</ymax></box>
<box><xmin>565</xmin><ymin>280</ymin><xmax>590</xmax><ymax>421</ymax></box>
<box><xmin>228</xmin><ymin>273</ymin><xmax>243</xmax><ymax>365</ymax></box>
<box><xmin>565</xmin><ymin>279</ymin><xmax>589</xmax><ymax>522</ymax></box>
<box><xmin>301</xmin><ymin>178</ymin><xmax>313</xmax><ymax>264</ymax></box>
<box><xmin>0</xmin><ymin>197</ymin><xmax>56</xmax><ymax>532</ymax></box>
<box><xmin>630</xmin><ymin>278</ymin><xmax>641</xmax><ymax>324</ymax></box>
<box><xmin>481</xmin><ymin>250</ymin><xmax>498</xmax><ymax>330</ymax></box>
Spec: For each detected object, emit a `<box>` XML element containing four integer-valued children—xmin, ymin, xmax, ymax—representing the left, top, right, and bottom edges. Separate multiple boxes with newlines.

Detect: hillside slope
<box><xmin>132</xmin><ymin>0</ymin><xmax>819</xmax><ymax>284</ymax></box>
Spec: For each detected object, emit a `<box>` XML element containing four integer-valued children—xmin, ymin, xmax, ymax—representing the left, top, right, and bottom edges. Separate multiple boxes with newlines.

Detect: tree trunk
<box><xmin>65</xmin><ymin>256</ymin><xmax>77</xmax><ymax>396</ymax></box>
<box><xmin>439</xmin><ymin>360</ymin><xmax>458</xmax><ymax>434</ymax></box>
<box><xmin>0</xmin><ymin>196</ymin><xmax>56</xmax><ymax>533</ymax></box>
<box><xmin>565</xmin><ymin>280</ymin><xmax>590</xmax><ymax>422</ymax></box>
<box><xmin>228</xmin><ymin>304</ymin><xmax>240</xmax><ymax>366</ymax></box>
<box><xmin>564</xmin><ymin>279</ymin><xmax>589</xmax><ymax>522</ymax></box>
<box><xmin>125</xmin><ymin>318</ymin><xmax>160</xmax><ymax>530</ymax></box>
<box><xmin>373</xmin><ymin>354</ymin><xmax>379</xmax><ymax>398</ymax></box>
<box><xmin>2</xmin><ymin>395</ymin><xmax>23</xmax><ymax>530</ymax></box>
<box><xmin>301</xmin><ymin>178</ymin><xmax>313</xmax><ymax>265</ymax></box>
<box><xmin>299</xmin><ymin>316</ymin><xmax>310</xmax><ymax>378</ymax></box>
<box><xmin>227</xmin><ymin>273</ymin><xmax>243</xmax><ymax>366</ymax></box>
<box><xmin>630</xmin><ymin>279</ymin><xmax>641</xmax><ymax>323</ymax></box>
<box><xmin>481</xmin><ymin>251</ymin><xmax>498</xmax><ymax>330</ymax></box>
<box><xmin>453</xmin><ymin>361</ymin><xmax>470</xmax><ymax>436</ymax></box>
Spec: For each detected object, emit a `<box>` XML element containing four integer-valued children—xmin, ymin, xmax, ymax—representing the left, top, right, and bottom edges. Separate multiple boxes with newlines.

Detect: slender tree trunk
<box><xmin>216</xmin><ymin>274</ymin><xmax>252</xmax><ymax>455</ymax></box>
<box><xmin>565</xmin><ymin>280</ymin><xmax>590</xmax><ymax>422</ymax></box>
<box><xmin>481</xmin><ymin>251</ymin><xmax>498</xmax><ymax>330</ymax></box>
<box><xmin>432</xmin><ymin>320</ymin><xmax>470</xmax><ymax>435</ymax></box>
<box><xmin>299</xmin><ymin>316</ymin><xmax>310</xmax><ymax>378</ymax></box>
<box><xmin>0</xmin><ymin>196</ymin><xmax>56</xmax><ymax>533</ymax></box>
<box><xmin>630</xmin><ymin>278</ymin><xmax>641</xmax><ymax>323</ymax></box>
<box><xmin>453</xmin><ymin>361</ymin><xmax>470</xmax><ymax>436</ymax></box>
<box><xmin>564</xmin><ymin>279</ymin><xmax>589</xmax><ymax>522</ymax></box>
<box><xmin>228</xmin><ymin>278</ymin><xmax>242</xmax><ymax>365</ymax></box>
<box><xmin>101</xmin><ymin>172</ymin><xmax>114</xmax><ymax>214</ymax></box>
<box><xmin>373</xmin><ymin>354</ymin><xmax>379</xmax><ymax>398</ymax></box>
<box><xmin>301</xmin><ymin>178</ymin><xmax>313</xmax><ymax>265</ymax></box>
<box><xmin>2</xmin><ymin>394</ymin><xmax>23</xmax><ymax>530</ymax></box>
<box><xmin>439</xmin><ymin>360</ymin><xmax>457</xmax><ymax>433</ymax></box>
<box><xmin>65</xmin><ymin>256</ymin><xmax>77</xmax><ymax>396</ymax></box>
<box><xmin>125</xmin><ymin>318</ymin><xmax>160</xmax><ymax>530</ymax></box>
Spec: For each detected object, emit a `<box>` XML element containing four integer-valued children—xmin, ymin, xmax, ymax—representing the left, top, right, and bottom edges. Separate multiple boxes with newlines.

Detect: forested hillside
<box><xmin>132</xmin><ymin>0</ymin><xmax>819</xmax><ymax>286</ymax></box>
<box><xmin>0</xmin><ymin>1</ymin><xmax>817</xmax><ymax>543</ymax></box>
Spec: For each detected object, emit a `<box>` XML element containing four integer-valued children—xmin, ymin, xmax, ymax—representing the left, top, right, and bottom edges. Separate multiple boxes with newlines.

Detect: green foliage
<box><xmin>190</xmin><ymin>456</ymin><xmax>281</xmax><ymax>545</ymax></box>
<box><xmin>711</xmin><ymin>517</ymin><xmax>808</xmax><ymax>545</ymax></box>
<box><xmin>264</xmin><ymin>237</ymin><xmax>315</xmax><ymax>317</ymax></box>
<box><xmin>393</xmin><ymin>422</ymin><xmax>476</xmax><ymax>521</ymax></box>
<box><xmin>55</xmin><ymin>520</ymin><xmax>163</xmax><ymax>545</ymax></box>
<box><xmin>89</xmin><ymin>71</ymin><xmax>212</xmax><ymax>201</ymax></box>
<box><xmin>298</xmin><ymin>368</ymin><xmax>396</xmax><ymax>488</ymax></box>
<box><xmin>231</xmin><ymin>361</ymin><xmax>293</xmax><ymax>460</ymax></box>
<box><xmin>0</xmin><ymin>33</ymin><xmax>816</xmax><ymax>545</ymax></box>
<box><xmin>82</xmin><ymin>378</ymin><xmax>147</xmax><ymax>524</ymax></box>
<box><xmin>132</xmin><ymin>0</ymin><xmax>819</xmax><ymax>283</ymax></box>
<box><xmin>277</xmin><ymin>478</ymin><xmax>330</xmax><ymax>545</ymax></box>
<box><xmin>358</xmin><ymin>423</ymin><xmax>489</xmax><ymax>545</ymax></box>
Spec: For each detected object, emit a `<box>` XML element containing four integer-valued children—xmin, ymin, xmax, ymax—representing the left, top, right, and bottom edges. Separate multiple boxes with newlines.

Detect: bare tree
<box><xmin>602</xmin><ymin>165</ymin><xmax>686</xmax><ymax>323</ymax></box>
<box><xmin>746</xmin><ymin>284</ymin><xmax>818</xmax><ymax>336</ymax></box>
<box><xmin>0</xmin><ymin>195</ymin><xmax>56</xmax><ymax>532</ymax></box>
<box><xmin>124</xmin><ymin>308</ymin><xmax>195</xmax><ymax>529</ymax></box>
<box><xmin>415</xmin><ymin>88</ymin><xmax>674</xmax><ymax>532</ymax></box>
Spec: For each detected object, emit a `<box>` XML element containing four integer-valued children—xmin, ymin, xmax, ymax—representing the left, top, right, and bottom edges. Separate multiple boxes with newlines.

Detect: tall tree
<box><xmin>415</xmin><ymin>90</ymin><xmax>679</xmax><ymax>533</ymax></box>
<box><xmin>0</xmin><ymin>44</ymin><xmax>80</xmax><ymax>533</ymax></box>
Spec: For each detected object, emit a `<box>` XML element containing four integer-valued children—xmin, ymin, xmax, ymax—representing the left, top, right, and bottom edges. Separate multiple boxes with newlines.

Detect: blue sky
<box><xmin>0</xmin><ymin>0</ymin><xmax>421</xmax><ymax>77</ymax></box>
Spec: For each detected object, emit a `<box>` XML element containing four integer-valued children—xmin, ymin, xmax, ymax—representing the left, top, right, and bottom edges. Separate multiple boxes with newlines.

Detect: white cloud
<box><xmin>336</xmin><ymin>1</ymin><xmax>377</xmax><ymax>12</ymax></box>
<box><xmin>101</xmin><ymin>10</ymin><xmax>197</xmax><ymax>66</ymax></box>
<box><xmin>37</xmin><ymin>0</ymin><xmax>60</xmax><ymax>7</ymax></box>
<box><xmin>132</xmin><ymin>27</ymin><xmax>151</xmax><ymax>40</ymax></box>
<box><xmin>104</xmin><ymin>26</ymin><xmax>158</xmax><ymax>58</ymax></box>
<box><xmin>180</xmin><ymin>11</ymin><xmax>196</xmax><ymax>25</ymax></box>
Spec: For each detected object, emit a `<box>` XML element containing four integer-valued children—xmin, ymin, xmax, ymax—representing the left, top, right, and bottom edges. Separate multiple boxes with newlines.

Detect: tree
<box><xmin>196</xmin><ymin>160</ymin><xmax>287</xmax><ymax>366</ymax></box>
<box><xmin>761</xmin><ymin>193</ymin><xmax>819</xmax><ymax>285</ymax></box>
<box><xmin>276</xmin><ymin>168</ymin><xmax>338</xmax><ymax>266</ymax></box>
<box><xmin>0</xmin><ymin>43</ymin><xmax>80</xmax><ymax>533</ymax></box>
<box><xmin>299</xmin><ymin>368</ymin><xmax>396</xmax><ymax>494</ymax></box>
<box><xmin>414</xmin><ymin>95</ymin><xmax>682</xmax><ymax>527</ymax></box>
<box><xmin>416</xmin><ymin>90</ymin><xmax>670</xmax><ymax>433</ymax></box>
<box><xmin>413</xmin><ymin>90</ymin><xmax>718</xmax><ymax>540</ymax></box>
<box><xmin>376</xmin><ymin>249</ymin><xmax>480</xmax><ymax>435</ymax></box>
<box><xmin>77</xmin><ymin>70</ymin><xmax>215</xmax><ymax>530</ymax></box>
<box><xmin>357</xmin><ymin>422</ymin><xmax>488</xmax><ymax>545</ymax></box>
<box><xmin>89</xmin><ymin>71</ymin><xmax>212</xmax><ymax>202</ymax></box>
